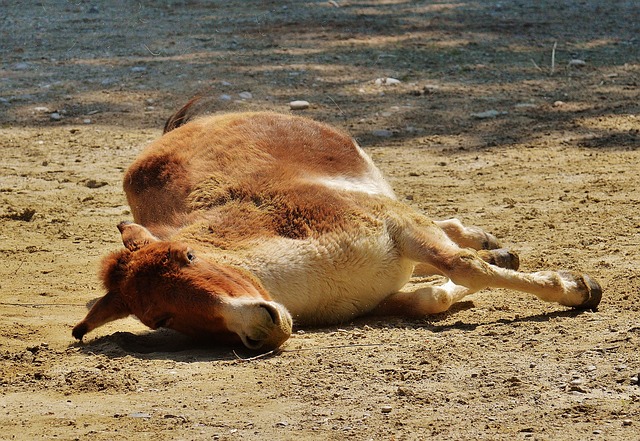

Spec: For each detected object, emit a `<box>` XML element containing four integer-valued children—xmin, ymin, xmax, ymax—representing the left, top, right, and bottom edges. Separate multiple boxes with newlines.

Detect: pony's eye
<box><xmin>186</xmin><ymin>251</ymin><xmax>195</xmax><ymax>262</ymax></box>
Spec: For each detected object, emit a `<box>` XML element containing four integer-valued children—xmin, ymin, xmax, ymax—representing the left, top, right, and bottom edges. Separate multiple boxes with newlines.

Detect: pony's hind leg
<box><xmin>392</xmin><ymin>217</ymin><xmax>602</xmax><ymax>315</ymax></box>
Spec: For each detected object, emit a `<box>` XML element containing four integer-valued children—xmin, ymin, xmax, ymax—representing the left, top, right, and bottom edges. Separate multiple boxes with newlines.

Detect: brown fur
<box><xmin>124</xmin><ymin>112</ymin><xmax>368</xmax><ymax>229</ymax></box>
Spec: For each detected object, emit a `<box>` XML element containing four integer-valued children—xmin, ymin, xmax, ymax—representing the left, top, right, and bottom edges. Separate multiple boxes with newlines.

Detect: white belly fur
<box><xmin>237</xmin><ymin>231</ymin><xmax>414</xmax><ymax>326</ymax></box>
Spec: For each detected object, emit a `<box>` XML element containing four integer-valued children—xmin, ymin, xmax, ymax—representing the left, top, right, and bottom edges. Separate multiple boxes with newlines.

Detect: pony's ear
<box><xmin>99</xmin><ymin>248</ymin><xmax>131</xmax><ymax>294</ymax></box>
<box><xmin>117</xmin><ymin>221</ymin><xmax>159</xmax><ymax>251</ymax></box>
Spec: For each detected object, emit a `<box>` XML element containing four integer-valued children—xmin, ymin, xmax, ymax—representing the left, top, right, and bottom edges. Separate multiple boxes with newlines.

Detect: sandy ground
<box><xmin>1</xmin><ymin>1</ymin><xmax>639</xmax><ymax>440</ymax></box>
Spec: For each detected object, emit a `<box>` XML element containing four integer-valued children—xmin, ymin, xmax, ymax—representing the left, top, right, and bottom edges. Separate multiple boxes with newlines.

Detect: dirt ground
<box><xmin>1</xmin><ymin>0</ymin><xmax>639</xmax><ymax>439</ymax></box>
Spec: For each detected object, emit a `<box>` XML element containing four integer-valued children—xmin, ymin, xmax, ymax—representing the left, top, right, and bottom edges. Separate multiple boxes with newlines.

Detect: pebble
<box><xmin>381</xmin><ymin>405</ymin><xmax>393</xmax><ymax>414</ymax></box>
<box><xmin>130</xmin><ymin>66</ymin><xmax>147</xmax><ymax>73</ymax></box>
<box><xmin>374</xmin><ymin>77</ymin><xmax>401</xmax><ymax>86</ymax></box>
<box><xmin>622</xmin><ymin>419</ymin><xmax>632</xmax><ymax>426</ymax></box>
<box><xmin>85</xmin><ymin>180</ymin><xmax>108</xmax><ymax>189</ymax></box>
<box><xmin>50</xmin><ymin>112</ymin><xmax>62</xmax><ymax>121</ymax></box>
<box><xmin>553</xmin><ymin>100</ymin><xmax>566</xmax><ymax>107</ymax></box>
<box><xmin>569</xmin><ymin>59</ymin><xmax>587</xmax><ymax>68</ymax></box>
<box><xmin>289</xmin><ymin>100</ymin><xmax>310</xmax><ymax>110</ymax></box>
<box><xmin>239</xmin><ymin>91</ymin><xmax>253</xmax><ymax>100</ymax></box>
<box><xmin>219</xmin><ymin>94</ymin><xmax>232</xmax><ymax>101</ymax></box>
<box><xmin>129</xmin><ymin>412</ymin><xmax>151</xmax><ymax>419</ymax></box>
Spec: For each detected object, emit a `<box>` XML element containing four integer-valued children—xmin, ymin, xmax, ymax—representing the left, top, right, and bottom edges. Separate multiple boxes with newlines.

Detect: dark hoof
<box><xmin>72</xmin><ymin>323</ymin><xmax>87</xmax><ymax>341</ymax></box>
<box><xmin>482</xmin><ymin>232</ymin><xmax>502</xmax><ymax>250</ymax></box>
<box><xmin>572</xmin><ymin>273</ymin><xmax>603</xmax><ymax>312</ymax></box>
<box><xmin>479</xmin><ymin>248</ymin><xmax>520</xmax><ymax>270</ymax></box>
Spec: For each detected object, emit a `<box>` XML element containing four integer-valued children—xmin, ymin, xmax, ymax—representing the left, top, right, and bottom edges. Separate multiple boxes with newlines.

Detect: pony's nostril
<box><xmin>261</xmin><ymin>303</ymin><xmax>279</xmax><ymax>324</ymax></box>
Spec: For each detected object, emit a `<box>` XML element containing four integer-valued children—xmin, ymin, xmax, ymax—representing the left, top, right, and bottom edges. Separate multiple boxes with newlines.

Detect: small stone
<box><xmin>239</xmin><ymin>91</ymin><xmax>253</xmax><ymax>100</ymax></box>
<box><xmin>396</xmin><ymin>387</ymin><xmax>414</xmax><ymax>397</ymax></box>
<box><xmin>553</xmin><ymin>100</ymin><xmax>566</xmax><ymax>107</ymax></box>
<box><xmin>275</xmin><ymin>421</ymin><xmax>289</xmax><ymax>427</ymax></box>
<box><xmin>569</xmin><ymin>59</ymin><xmax>587</xmax><ymax>68</ymax></box>
<box><xmin>83</xmin><ymin>119</ymin><xmax>92</xmax><ymax>124</ymax></box>
<box><xmin>289</xmin><ymin>100</ymin><xmax>310</xmax><ymax>110</ymax></box>
<box><xmin>130</xmin><ymin>66</ymin><xmax>147</xmax><ymax>73</ymax></box>
<box><xmin>85</xmin><ymin>180</ymin><xmax>108</xmax><ymax>189</ymax></box>
<box><xmin>374</xmin><ymin>77</ymin><xmax>401</xmax><ymax>86</ymax></box>
<box><xmin>34</xmin><ymin>106</ymin><xmax>50</xmax><ymax>113</ymax></box>
<box><xmin>381</xmin><ymin>405</ymin><xmax>392</xmax><ymax>414</ymax></box>
<box><xmin>622</xmin><ymin>419</ymin><xmax>632</xmax><ymax>426</ymax></box>
<box><xmin>219</xmin><ymin>94</ymin><xmax>232</xmax><ymax>101</ymax></box>
<box><xmin>50</xmin><ymin>112</ymin><xmax>62</xmax><ymax>121</ymax></box>
<box><xmin>129</xmin><ymin>412</ymin><xmax>151</xmax><ymax>419</ymax></box>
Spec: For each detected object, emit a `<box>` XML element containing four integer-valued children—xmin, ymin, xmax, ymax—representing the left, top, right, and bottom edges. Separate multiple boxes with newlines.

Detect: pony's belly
<box><xmin>243</xmin><ymin>235</ymin><xmax>414</xmax><ymax>326</ymax></box>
